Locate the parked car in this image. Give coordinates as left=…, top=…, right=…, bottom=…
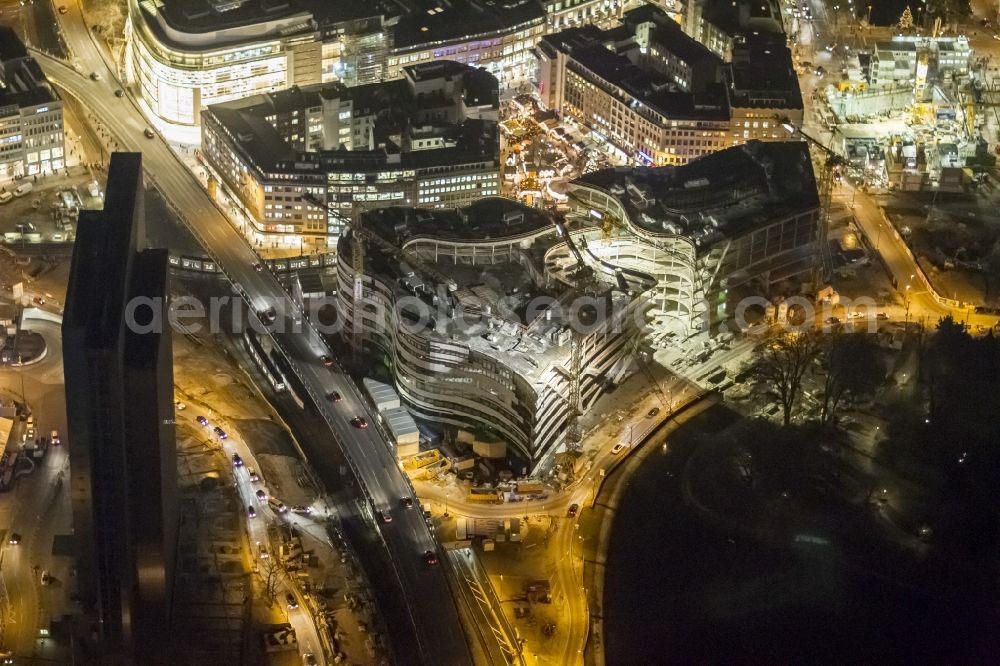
left=610, top=443, right=627, bottom=455
left=400, top=497, right=414, bottom=509
left=567, top=503, right=579, bottom=518
left=143, top=128, right=155, bottom=139
left=114, top=89, right=124, bottom=98
left=647, top=407, right=660, bottom=418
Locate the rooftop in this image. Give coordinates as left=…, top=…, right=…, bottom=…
left=728, top=34, right=802, bottom=110
left=203, top=61, right=499, bottom=176
left=344, top=200, right=635, bottom=380
left=0, top=30, right=60, bottom=110
left=391, top=0, right=545, bottom=50
left=573, top=140, right=819, bottom=247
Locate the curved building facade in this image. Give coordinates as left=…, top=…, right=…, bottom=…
left=124, top=0, right=319, bottom=124
left=336, top=199, right=646, bottom=469
left=564, top=140, right=820, bottom=334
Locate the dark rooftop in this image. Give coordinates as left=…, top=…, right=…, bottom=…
left=391, top=0, right=545, bottom=50
left=64, top=153, right=144, bottom=350
left=729, top=34, right=803, bottom=111
left=364, top=197, right=551, bottom=244
left=203, top=61, right=498, bottom=176
left=0, top=27, right=28, bottom=62
left=574, top=141, right=819, bottom=245
left=0, top=29, right=60, bottom=110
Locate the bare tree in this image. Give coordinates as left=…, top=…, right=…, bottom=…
left=753, top=330, right=822, bottom=426
left=259, top=556, right=282, bottom=606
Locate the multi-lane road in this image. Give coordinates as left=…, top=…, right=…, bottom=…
left=31, top=20, right=472, bottom=666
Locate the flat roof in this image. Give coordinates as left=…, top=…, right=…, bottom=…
left=64, top=153, right=144, bottom=350
left=383, top=406, right=419, bottom=440
left=573, top=140, right=819, bottom=246
left=391, top=0, right=545, bottom=51
left=203, top=63, right=498, bottom=175
left=343, top=200, right=636, bottom=381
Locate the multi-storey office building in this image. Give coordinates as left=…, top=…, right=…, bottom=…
left=536, top=6, right=801, bottom=165
left=0, top=28, right=65, bottom=180
left=336, top=198, right=647, bottom=469
left=563, top=141, right=819, bottom=333
left=63, top=153, right=177, bottom=664
left=870, top=36, right=970, bottom=89
left=201, top=61, right=500, bottom=244
left=680, top=0, right=784, bottom=60
left=126, top=0, right=549, bottom=125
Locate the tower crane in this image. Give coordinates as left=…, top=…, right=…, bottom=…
left=777, top=116, right=844, bottom=285
left=347, top=212, right=459, bottom=359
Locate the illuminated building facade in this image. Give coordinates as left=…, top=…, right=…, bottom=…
left=536, top=6, right=802, bottom=165
left=0, top=28, right=65, bottom=180
left=201, top=61, right=500, bottom=244
left=337, top=199, right=647, bottom=469
left=563, top=141, right=819, bottom=333
left=126, top=0, right=560, bottom=126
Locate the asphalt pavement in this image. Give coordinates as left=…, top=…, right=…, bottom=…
left=30, top=32, right=472, bottom=666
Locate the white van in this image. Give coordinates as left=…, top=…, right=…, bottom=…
left=0, top=191, right=12, bottom=204
left=14, top=182, right=33, bottom=197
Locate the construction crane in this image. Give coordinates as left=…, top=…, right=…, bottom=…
left=776, top=116, right=845, bottom=285
left=347, top=212, right=459, bottom=359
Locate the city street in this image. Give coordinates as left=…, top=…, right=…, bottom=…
left=0, top=312, right=71, bottom=663
left=29, top=18, right=473, bottom=663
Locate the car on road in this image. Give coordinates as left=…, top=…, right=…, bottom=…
left=303, top=654, right=318, bottom=666
left=647, top=407, right=660, bottom=418
left=848, top=311, right=867, bottom=320
left=400, top=497, right=414, bottom=509
left=824, top=316, right=840, bottom=325
left=327, top=390, right=342, bottom=403
left=814, top=66, right=825, bottom=77
left=174, top=400, right=186, bottom=411
left=876, top=312, right=889, bottom=320
left=196, top=415, right=209, bottom=426
left=256, top=489, right=267, bottom=501
left=567, top=503, right=579, bottom=518
left=350, top=416, right=368, bottom=429
left=285, top=592, right=298, bottom=610
left=143, top=128, right=155, bottom=139
left=57, top=4, right=67, bottom=11
left=232, top=453, right=243, bottom=467
left=252, top=262, right=263, bottom=272
left=114, top=89, right=124, bottom=98
left=50, top=430, right=60, bottom=445
left=247, top=467, right=259, bottom=482
left=376, top=509, right=392, bottom=524
left=247, top=505, right=256, bottom=518
left=320, top=354, right=334, bottom=367
left=291, top=505, right=312, bottom=515
left=269, top=498, right=288, bottom=513
left=41, top=570, right=52, bottom=585
left=423, top=550, right=439, bottom=566
left=8, top=533, right=20, bottom=545
left=610, top=443, right=627, bottom=455
left=258, top=307, right=276, bottom=324
left=32, top=295, right=45, bottom=306
left=89, top=72, right=101, bottom=81
left=214, top=426, right=228, bottom=439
